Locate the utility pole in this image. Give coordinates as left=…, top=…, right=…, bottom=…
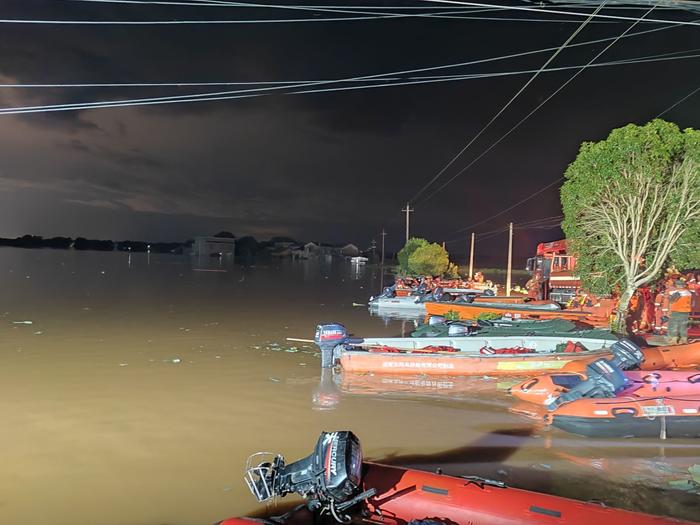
left=401, top=203, right=414, bottom=244
left=506, top=222, right=513, bottom=296
left=380, top=228, right=387, bottom=266
left=468, top=232, right=475, bottom=279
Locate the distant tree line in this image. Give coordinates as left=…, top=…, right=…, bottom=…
left=0, top=234, right=191, bottom=254
left=0, top=233, right=374, bottom=262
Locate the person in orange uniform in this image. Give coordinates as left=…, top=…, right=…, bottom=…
left=668, top=279, right=693, bottom=344
left=640, top=286, right=654, bottom=332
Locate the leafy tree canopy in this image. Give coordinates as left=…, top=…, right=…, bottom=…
left=408, top=242, right=450, bottom=277
left=561, top=119, right=700, bottom=298
left=397, top=237, right=429, bottom=272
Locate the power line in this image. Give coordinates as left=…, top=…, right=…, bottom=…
left=59, top=0, right=626, bottom=23
left=418, top=3, right=660, bottom=203
left=64, top=1, right=501, bottom=9
left=407, top=1, right=605, bottom=204
left=656, top=85, right=700, bottom=117
left=1, top=51, right=698, bottom=115
left=0, top=79, right=401, bottom=88
left=2, top=45, right=696, bottom=90
left=0, top=13, right=629, bottom=24
left=450, top=177, right=565, bottom=236
left=3, top=47, right=697, bottom=89
left=421, top=0, right=700, bottom=27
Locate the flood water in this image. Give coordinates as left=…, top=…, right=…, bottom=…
left=0, top=247, right=698, bottom=525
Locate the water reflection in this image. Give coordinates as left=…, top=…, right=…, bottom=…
left=0, top=248, right=698, bottom=525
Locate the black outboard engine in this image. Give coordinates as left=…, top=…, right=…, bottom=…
left=244, top=431, right=374, bottom=522
left=447, top=323, right=475, bottom=336
left=428, top=315, right=446, bottom=325
left=546, top=339, right=644, bottom=410
left=433, top=286, right=445, bottom=302
left=315, top=324, right=348, bottom=368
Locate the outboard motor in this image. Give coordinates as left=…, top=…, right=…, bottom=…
left=315, top=324, right=348, bottom=368
left=546, top=339, right=643, bottom=410
left=447, top=323, right=474, bottom=336
left=244, top=431, right=374, bottom=523
left=608, top=338, right=644, bottom=370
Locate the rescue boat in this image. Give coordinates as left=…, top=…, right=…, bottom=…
left=549, top=395, right=700, bottom=438
left=218, top=431, right=693, bottom=525
left=512, top=370, right=700, bottom=405
left=314, top=323, right=618, bottom=376
left=314, top=324, right=617, bottom=376
left=424, top=300, right=610, bottom=326
left=559, top=341, right=700, bottom=373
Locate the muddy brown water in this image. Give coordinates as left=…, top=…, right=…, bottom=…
left=0, top=248, right=698, bottom=525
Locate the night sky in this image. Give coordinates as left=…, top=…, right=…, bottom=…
left=0, top=1, right=698, bottom=264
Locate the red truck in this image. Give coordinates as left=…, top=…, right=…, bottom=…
left=525, top=239, right=581, bottom=303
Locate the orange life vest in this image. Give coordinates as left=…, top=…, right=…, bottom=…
left=669, top=289, right=693, bottom=313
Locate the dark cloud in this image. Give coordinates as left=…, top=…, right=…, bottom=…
left=0, top=0, right=698, bottom=262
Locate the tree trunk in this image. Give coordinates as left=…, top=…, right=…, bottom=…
left=615, top=283, right=636, bottom=335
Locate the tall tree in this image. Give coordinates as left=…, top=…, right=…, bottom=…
left=408, top=242, right=450, bottom=277
left=561, top=119, right=700, bottom=331
left=397, top=237, right=429, bottom=273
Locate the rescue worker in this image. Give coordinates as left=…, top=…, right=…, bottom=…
left=668, top=279, right=693, bottom=344
left=627, top=291, right=641, bottom=334
left=653, top=286, right=665, bottom=334
left=640, top=286, right=654, bottom=332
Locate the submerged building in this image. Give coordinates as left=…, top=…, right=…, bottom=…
left=192, top=236, right=236, bottom=256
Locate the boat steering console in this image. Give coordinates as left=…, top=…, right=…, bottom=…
left=244, top=431, right=375, bottom=523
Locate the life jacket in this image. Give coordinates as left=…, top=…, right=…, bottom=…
left=669, top=289, right=693, bottom=313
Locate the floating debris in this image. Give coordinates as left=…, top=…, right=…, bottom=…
left=285, top=347, right=299, bottom=353
left=12, top=320, right=33, bottom=325
left=690, top=464, right=700, bottom=485
left=352, top=303, right=366, bottom=307
left=33, top=331, right=43, bottom=335
left=667, top=479, right=696, bottom=491
left=169, top=358, right=182, bottom=364
left=119, top=363, right=129, bottom=367
left=268, top=377, right=281, bottom=382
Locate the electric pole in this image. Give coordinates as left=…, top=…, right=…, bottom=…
left=380, top=228, right=386, bottom=266
left=401, top=203, right=414, bottom=243
left=468, top=232, right=475, bottom=279
left=506, top=222, right=513, bottom=296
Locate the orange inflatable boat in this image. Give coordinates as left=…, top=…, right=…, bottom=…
left=424, top=300, right=610, bottom=326
left=549, top=395, right=700, bottom=438
left=339, top=348, right=610, bottom=376
left=560, top=341, right=700, bottom=373
left=218, top=431, right=693, bottom=525
left=512, top=370, right=700, bottom=405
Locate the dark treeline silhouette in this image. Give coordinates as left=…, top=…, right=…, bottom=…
left=0, top=234, right=191, bottom=254
left=0, top=233, right=381, bottom=262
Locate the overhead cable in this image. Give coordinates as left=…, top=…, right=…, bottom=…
left=421, top=0, right=700, bottom=27
left=418, top=3, right=659, bottom=204
left=656, top=85, right=700, bottom=117
left=407, top=1, right=605, bottom=204
left=1, top=51, right=698, bottom=115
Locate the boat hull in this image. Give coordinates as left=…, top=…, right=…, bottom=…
left=550, top=396, right=700, bottom=438
left=424, top=301, right=608, bottom=326
left=512, top=370, right=700, bottom=405
left=368, top=296, right=426, bottom=310
left=218, top=462, right=693, bottom=525
left=560, top=341, right=700, bottom=373
left=340, top=349, right=611, bottom=376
